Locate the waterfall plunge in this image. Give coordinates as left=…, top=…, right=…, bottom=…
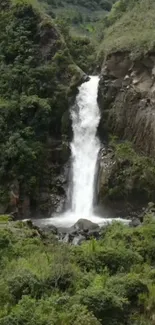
left=46, top=76, right=104, bottom=227
left=70, top=76, right=100, bottom=218
left=36, top=76, right=129, bottom=227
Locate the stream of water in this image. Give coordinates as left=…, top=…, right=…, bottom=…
left=33, top=76, right=129, bottom=228
left=70, top=76, right=100, bottom=217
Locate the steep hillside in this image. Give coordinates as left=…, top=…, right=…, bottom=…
left=99, top=0, right=155, bottom=58
left=40, top=0, right=116, bottom=36
left=98, top=0, right=155, bottom=206
left=0, top=0, right=84, bottom=218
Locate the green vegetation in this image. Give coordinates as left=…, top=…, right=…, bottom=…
left=1, top=216, right=155, bottom=324
left=99, top=0, right=155, bottom=57
left=0, top=0, right=83, bottom=211
left=1, top=1, right=155, bottom=325
left=44, top=0, right=115, bottom=11
left=102, top=140, right=155, bottom=202
left=44, top=0, right=155, bottom=65
left=40, top=0, right=116, bottom=36
left=56, top=18, right=96, bottom=72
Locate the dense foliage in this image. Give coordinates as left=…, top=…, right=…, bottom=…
left=0, top=216, right=155, bottom=324
left=0, top=0, right=83, bottom=213
left=100, top=139, right=155, bottom=203
left=44, top=0, right=115, bottom=11
left=40, top=0, right=117, bottom=37
left=56, top=18, right=96, bottom=73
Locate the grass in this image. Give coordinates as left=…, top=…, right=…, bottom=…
left=11, top=0, right=43, bottom=11
left=99, top=0, right=155, bottom=58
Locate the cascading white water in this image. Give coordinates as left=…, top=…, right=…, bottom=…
left=70, top=76, right=100, bottom=218
left=33, top=76, right=130, bottom=228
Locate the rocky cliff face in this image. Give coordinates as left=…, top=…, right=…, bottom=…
left=97, top=51, right=155, bottom=211
left=98, top=52, right=155, bottom=157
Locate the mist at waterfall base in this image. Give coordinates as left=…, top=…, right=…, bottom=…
left=32, top=76, right=129, bottom=228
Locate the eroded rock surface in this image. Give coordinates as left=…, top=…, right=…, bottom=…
left=98, top=52, right=155, bottom=156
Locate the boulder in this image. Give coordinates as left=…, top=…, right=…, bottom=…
left=73, top=219, right=99, bottom=232
left=72, top=235, right=86, bottom=245
left=63, top=233, right=71, bottom=243
left=129, top=217, right=141, bottom=227
left=0, top=204, right=8, bottom=214
left=41, top=224, right=58, bottom=235
left=56, top=219, right=100, bottom=244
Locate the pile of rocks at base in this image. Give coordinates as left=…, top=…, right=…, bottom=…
left=41, top=218, right=101, bottom=245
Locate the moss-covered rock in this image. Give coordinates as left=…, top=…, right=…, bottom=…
left=98, top=141, right=155, bottom=209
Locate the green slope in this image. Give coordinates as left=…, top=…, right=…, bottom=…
left=0, top=0, right=83, bottom=213
left=99, top=0, right=155, bottom=57
left=39, top=0, right=116, bottom=36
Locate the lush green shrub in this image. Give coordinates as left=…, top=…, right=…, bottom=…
left=0, top=230, right=12, bottom=250
left=78, top=287, right=128, bottom=325
left=74, top=239, right=142, bottom=274
left=0, top=296, right=101, bottom=325
left=102, top=140, right=155, bottom=202
left=106, top=273, right=148, bottom=305
left=56, top=18, right=96, bottom=73
left=0, top=219, right=155, bottom=324
left=7, top=270, right=44, bottom=302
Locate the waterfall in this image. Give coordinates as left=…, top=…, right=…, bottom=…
left=32, top=76, right=130, bottom=228
left=70, top=76, right=100, bottom=218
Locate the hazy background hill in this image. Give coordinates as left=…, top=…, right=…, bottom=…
left=98, top=0, right=155, bottom=58
left=39, top=0, right=116, bottom=36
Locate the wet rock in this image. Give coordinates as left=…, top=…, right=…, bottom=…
left=98, top=149, right=115, bottom=201
left=22, top=220, right=45, bottom=238
left=129, top=217, right=141, bottom=227
left=63, top=233, right=71, bottom=243
left=57, top=226, right=71, bottom=234
left=74, top=219, right=99, bottom=231
left=56, top=219, right=100, bottom=245
left=41, top=224, right=58, bottom=235
left=0, top=203, right=8, bottom=214
left=86, top=229, right=101, bottom=239
left=50, top=194, right=66, bottom=214
left=82, top=74, right=90, bottom=83
left=72, top=235, right=86, bottom=245
left=24, top=219, right=34, bottom=228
